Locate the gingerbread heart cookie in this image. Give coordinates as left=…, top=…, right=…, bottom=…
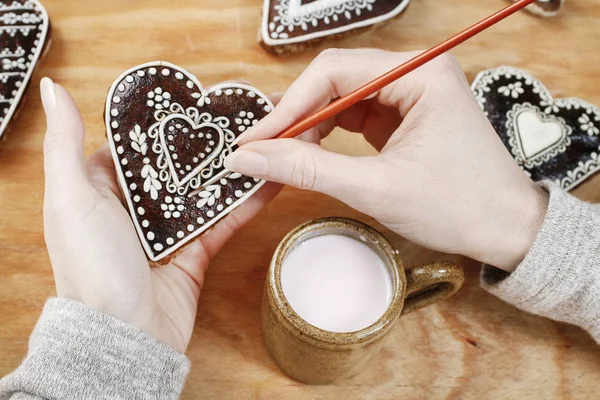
left=472, top=66, right=600, bottom=191
left=105, top=62, right=274, bottom=263
left=260, top=0, right=411, bottom=55
left=0, top=0, right=50, bottom=141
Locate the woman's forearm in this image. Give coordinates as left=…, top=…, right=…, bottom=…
left=0, top=298, right=189, bottom=400
left=482, top=182, right=600, bottom=343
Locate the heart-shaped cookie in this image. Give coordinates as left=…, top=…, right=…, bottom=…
left=0, top=0, right=50, bottom=141
left=472, top=66, right=600, bottom=191
left=260, top=0, right=411, bottom=55
left=105, top=62, right=274, bottom=263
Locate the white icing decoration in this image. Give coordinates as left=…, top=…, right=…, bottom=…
left=579, top=113, right=600, bottom=136
left=141, top=162, right=161, bottom=201
left=261, top=0, right=410, bottom=46
left=506, top=103, right=571, bottom=167
left=142, top=220, right=149, bottom=228
left=158, top=113, right=226, bottom=187
left=195, top=184, right=221, bottom=208
left=147, top=231, right=155, bottom=240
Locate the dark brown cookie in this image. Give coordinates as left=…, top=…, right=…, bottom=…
left=104, top=62, right=274, bottom=263
left=0, top=0, right=51, bottom=142
left=259, top=0, right=411, bottom=55
left=472, top=66, right=600, bottom=191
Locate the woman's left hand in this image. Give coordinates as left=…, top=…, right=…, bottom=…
left=40, top=78, right=281, bottom=353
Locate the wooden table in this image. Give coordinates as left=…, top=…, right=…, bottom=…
left=1, top=0, right=599, bottom=398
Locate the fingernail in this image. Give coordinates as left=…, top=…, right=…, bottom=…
left=40, top=77, right=57, bottom=114
left=234, top=130, right=251, bottom=145
left=224, top=150, right=268, bottom=176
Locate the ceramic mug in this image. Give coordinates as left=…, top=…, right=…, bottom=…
left=261, top=217, right=464, bottom=384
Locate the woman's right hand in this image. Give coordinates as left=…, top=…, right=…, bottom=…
left=224, top=49, right=549, bottom=272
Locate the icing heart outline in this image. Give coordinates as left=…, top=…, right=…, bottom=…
left=507, top=103, right=572, bottom=167
left=0, top=0, right=50, bottom=140
left=472, top=66, right=600, bottom=191
left=158, top=113, right=225, bottom=187
left=261, top=0, right=411, bottom=46
left=105, top=61, right=274, bottom=262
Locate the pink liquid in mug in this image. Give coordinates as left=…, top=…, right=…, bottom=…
left=281, top=234, right=393, bottom=333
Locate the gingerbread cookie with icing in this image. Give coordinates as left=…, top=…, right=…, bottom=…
left=260, top=0, right=412, bottom=55
left=472, top=66, right=600, bottom=191
left=512, top=0, right=563, bottom=17
left=105, top=62, right=274, bottom=263
left=0, top=0, right=50, bottom=142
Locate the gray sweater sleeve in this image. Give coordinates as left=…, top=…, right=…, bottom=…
left=0, top=298, right=190, bottom=400
left=481, top=182, right=600, bottom=342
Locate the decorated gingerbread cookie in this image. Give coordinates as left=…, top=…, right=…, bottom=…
left=511, top=0, right=563, bottom=17
left=260, top=0, right=412, bottom=55
left=105, top=62, right=274, bottom=263
left=0, top=0, right=50, bottom=141
left=472, top=66, right=600, bottom=191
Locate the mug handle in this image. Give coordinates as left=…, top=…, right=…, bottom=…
left=401, top=262, right=464, bottom=315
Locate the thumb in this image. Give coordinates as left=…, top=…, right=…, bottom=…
left=41, top=78, right=87, bottom=196
left=224, top=139, right=381, bottom=202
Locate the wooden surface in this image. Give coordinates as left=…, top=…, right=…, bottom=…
left=1, top=1, right=599, bottom=399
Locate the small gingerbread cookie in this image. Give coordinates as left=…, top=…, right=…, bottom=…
left=260, top=0, right=412, bottom=55
left=0, top=0, right=51, bottom=142
left=472, top=66, right=600, bottom=191
left=105, top=62, right=274, bottom=263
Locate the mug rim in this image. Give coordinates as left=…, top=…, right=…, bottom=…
left=268, top=217, right=407, bottom=345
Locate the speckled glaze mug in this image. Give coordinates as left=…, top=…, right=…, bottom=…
left=262, top=217, right=464, bottom=384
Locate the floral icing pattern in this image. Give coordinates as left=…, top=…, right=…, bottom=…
left=472, top=66, right=600, bottom=191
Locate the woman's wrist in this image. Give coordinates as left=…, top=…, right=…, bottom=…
left=469, top=181, right=549, bottom=272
